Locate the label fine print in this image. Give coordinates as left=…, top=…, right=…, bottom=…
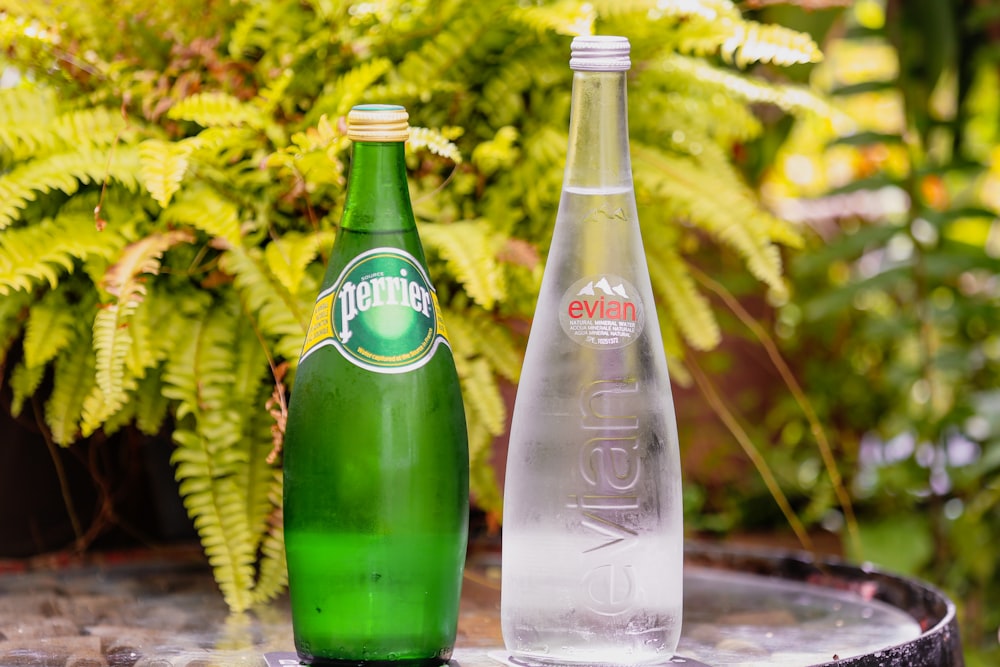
left=558, top=274, right=644, bottom=349
left=300, top=247, right=450, bottom=373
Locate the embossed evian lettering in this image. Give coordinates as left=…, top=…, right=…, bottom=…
left=571, top=378, right=642, bottom=616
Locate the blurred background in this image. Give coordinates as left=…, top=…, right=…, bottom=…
left=0, top=0, right=998, bottom=663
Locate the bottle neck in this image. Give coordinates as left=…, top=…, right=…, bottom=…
left=340, top=140, right=415, bottom=232
left=564, top=70, right=633, bottom=191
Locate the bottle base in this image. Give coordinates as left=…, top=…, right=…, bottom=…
left=296, top=654, right=452, bottom=667
left=507, top=652, right=677, bottom=667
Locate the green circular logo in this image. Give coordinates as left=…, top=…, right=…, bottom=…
left=301, top=248, right=449, bottom=373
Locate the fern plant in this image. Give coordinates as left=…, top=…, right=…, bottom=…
left=0, top=0, right=826, bottom=611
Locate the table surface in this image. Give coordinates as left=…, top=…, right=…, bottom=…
left=0, top=544, right=924, bottom=667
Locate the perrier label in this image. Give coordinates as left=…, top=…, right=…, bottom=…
left=301, top=246, right=450, bottom=373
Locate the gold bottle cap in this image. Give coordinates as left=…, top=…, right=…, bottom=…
left=570, top=35, right=631, bottom=72
left=347, top=104, right=410, bottom=142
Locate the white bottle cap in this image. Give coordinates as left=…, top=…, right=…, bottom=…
left=570, top=35, right=631, bottom=72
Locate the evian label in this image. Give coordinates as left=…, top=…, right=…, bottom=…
left=299, top=247, right=450, bottom=373
left=558, top=274, right=644, bottom=348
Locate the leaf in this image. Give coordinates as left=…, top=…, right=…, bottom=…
left=9, top=359, right=45, bottom=416
left=220, top=245, right=310, bottom=361
left=22, top=289, right=77, bottom=368
left=306, top=58, right=393, bottom=124
left=45, top=327, right=97, bottom=446
left=161, top=185, right=243, bottom=248
left=164, top=304, right=259, bottom=612
left=135, top=367, right=170, bottom=436
left=167, top=92, right=267, bottom=129
left=418, top=221, right=505, bottom=309
left=94, top=230, right=194, bottom=410
left=0, top=146, right=141, bottom=230
left=648, top=248, right=721, bottom=351
left=264, top=231, right=331, bottom=296
left=509, top=1, right=596, bottom=36
left=138, top=138, right=195, bottom=207
left=633, top=143, right=791, bottom=297
left=407, top=127, right=463, bottom=164
left=0, top=212, right=129, bottom=295
left=720, top=20, right=824, bottom=68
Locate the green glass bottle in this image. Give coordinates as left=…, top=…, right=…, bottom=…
left=282, top=104, right=470, bottom=667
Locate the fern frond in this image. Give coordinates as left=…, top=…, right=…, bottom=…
left=471, top=126, right=520, bottom=176
left=445, top=307, right=523, bottom=384
left=0, top=145, right=141, bottom=230
left=0, top=87, right=57, bottom=159
left=647, top=247, right=720, bottom=350
left=79, top=380, right=133, bottom=437
left=0, top=92, right=127, bottom=159
left=633, top=143, right=789, bottom=296
left=657, top=54, right=843, bottom=121
left=657, top=304, right=691, bottom=384
left=22, top=289, right=77, bottom=368
left=220, top=246, right=310, bottom=361
left=720, top=20, right=823, bottom=68
left=306, top=58, right=393, bottom=124
left=94, top=230, right=194, bottom=409
left=9, top=359, right=45, bottom=416
left=0, top=212, right=128, bottom=295
left=257, top=67, right=294, bottom=116
left=0, top=288, right=30, bottom=366
left=251, top=471, right=288, bottom=606
left=44, top=327, right=97, bottom=446
left=468, top=419, right=503, bottom=518
left=185, top=126, right=262, bottom=154
left=161, top=185, right=244, bottom=248
left=135, top=366, right=170, bottom=436
left=396, top=3, right=499, bottom=83
left=509, top=1, right=596, bottom=36
left=229, top=316, right=273, bottom=538
left=459, top=356, right=506, bottom=437
left=139, top=138, right=195, bottom=208
left=591, top=0, right=741, bottom=22
left=417, top=221, right=504, bottom=309
left=263, top=231, right=332, bottom=296
left=362, top=80, right=463, bottom=106
left=127, top=284, right=192, bottom=377
left=167, top=92, right=267, bottom=129
left=164, top=304, right=258, bottom=613
left=408, top=127, right=463, bottom=164
left=478, top=57, right=533, bottom=129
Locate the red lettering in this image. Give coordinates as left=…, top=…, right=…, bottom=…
left=569, top=300, right=584, bottom=318
left=623, top=301, right=637, bottom=321
left=585, top=299, right=600, bottom=318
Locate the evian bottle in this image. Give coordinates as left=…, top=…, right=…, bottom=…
left=501, top=36, right=684, bottom=666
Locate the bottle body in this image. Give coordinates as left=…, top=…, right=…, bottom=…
left=283, top=107, right=469, bottom=667
left=501, top=38, right=683, bottom=666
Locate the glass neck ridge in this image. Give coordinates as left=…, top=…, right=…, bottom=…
left=564, top=70, right=632, bottom=191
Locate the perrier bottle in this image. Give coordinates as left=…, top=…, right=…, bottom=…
left=283, top=104, right=470, bottom=666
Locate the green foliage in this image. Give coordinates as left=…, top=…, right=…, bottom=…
left=752, top=1, right=1000, bottom=660
left=0, top=0, right=824, bottom=610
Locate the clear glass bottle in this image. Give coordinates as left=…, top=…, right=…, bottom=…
left=501, top=36, right=684, bottom=666
left=283, top=105, right=470, bottom=666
